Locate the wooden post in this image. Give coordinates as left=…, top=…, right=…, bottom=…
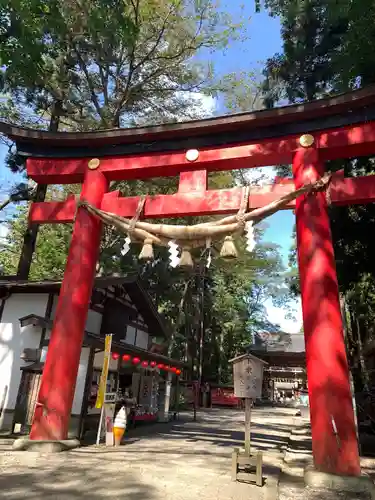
left=231, top=448, right=239, bottom=481
left=79, top=347, right=96, bottom=440
left=256, top=452, right=263, bottom=487
left=159, top=371, right=172, bottom=422
left=245, top=398, right=251, bottom=456
left=175, top=376, right=180, bottom=419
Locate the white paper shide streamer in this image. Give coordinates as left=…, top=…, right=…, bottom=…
left=121, top=236, right=131, bottom=256
left=168, top=241, right=180, bottom=268
left=244, top=221, right=256, bottom=253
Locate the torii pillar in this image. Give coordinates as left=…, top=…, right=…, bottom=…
left=29, top=169, right=108, bottom=441
left=293, top=142, right=360, bottom=476
left=21, top=122, right=369, bottom=476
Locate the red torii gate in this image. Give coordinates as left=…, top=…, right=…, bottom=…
left=5, top=85, right=375, bottom=477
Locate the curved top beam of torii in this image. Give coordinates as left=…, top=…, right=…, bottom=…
left=1, top=84, right=375, bottom=161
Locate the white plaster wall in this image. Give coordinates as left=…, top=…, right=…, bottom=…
left=34, top=344, right=91, bottom=416
left=71, top=347, right=90, bottom=415
left=135, top=329, right=149, bottom=350
left=93, top=350, right=118, bottom=372
left=0, top=294, right=48, bottom=426
left=85, top=310, right=102, bottom=334
left=124, top=326, right=149, bottom=349
left=50, top=295, right=102, bottom=334
left=126, top=326, right=136, bottom=345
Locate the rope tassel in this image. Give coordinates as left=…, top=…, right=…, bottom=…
left=139, top=238, right=154, bottom=261
left=220, top=235, right=238, bottom=259
left=179, top=247, right=194, bottom=268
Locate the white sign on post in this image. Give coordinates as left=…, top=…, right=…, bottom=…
left=97, top=392, right=117, bottom=446
left=230, top=353, right=268, bottom=457
left=230, top=354, right=267, bottom=399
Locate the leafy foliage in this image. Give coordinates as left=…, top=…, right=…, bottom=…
left=261, top=0, right=375, bottom=393
left=0, top=0, right=245, bottom=132
left=0, top=0, right=291, bottom=384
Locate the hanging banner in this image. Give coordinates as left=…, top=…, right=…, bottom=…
left=95, top=334, right=112, bottom=409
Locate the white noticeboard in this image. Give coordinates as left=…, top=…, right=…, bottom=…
left=231, top=354, right=266, bottom=400
left=96, top=392, right=117, bottom=446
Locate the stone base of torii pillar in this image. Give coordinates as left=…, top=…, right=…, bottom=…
left=304, top=467, right=375, bottom=497
left=12, top=437, right=80, bottom=453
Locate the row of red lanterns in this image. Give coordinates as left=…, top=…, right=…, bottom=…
left=111, top=352, right=181, bottom=375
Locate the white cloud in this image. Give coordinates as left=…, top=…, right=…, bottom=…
left=0, top=224, right=9, bottom=239
left=265, top=297, right=303, bottom=334
left=241, top=166, right=277, bottom=185
left=188, top=92, right=217, bottom=118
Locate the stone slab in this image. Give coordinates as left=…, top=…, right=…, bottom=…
left=12, top=437, right=80, bottom=453
left=305, top=465, right=375, bottom=497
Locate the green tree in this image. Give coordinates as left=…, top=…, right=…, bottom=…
left=0, top=182, right=290, bottom=384
left=0, top=0, right=247, bottom=277
left=0, top=0, right=292, bottom=384
left=0, top=0, right=245, bottom=133
left=260, top=0, right=375, bottom=394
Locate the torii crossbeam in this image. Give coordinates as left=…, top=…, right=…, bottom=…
left=5, top=85, right=375, bottom=477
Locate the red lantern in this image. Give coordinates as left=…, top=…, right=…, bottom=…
left=157, top=363, right=164, bottom=370
left=150, top=361, right=157, bottom=368
left=132, top=357, right=141, bottom=364
left=122, top=354, right=131, bottom=362
left=141, top=360, right=149, bottom=368
left=165, top=365, right=171, bottom=371
left=171, top=367, right=177, bottom=372
left=176, top=369, right=181, bottom=376
left=112, top=352, right=120, bottom=360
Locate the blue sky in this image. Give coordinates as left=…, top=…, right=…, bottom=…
left=0, top=4, right=302, bottom=333
left=205, top=4, right=302, bottom=332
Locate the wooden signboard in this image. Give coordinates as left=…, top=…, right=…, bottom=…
left=229, top=353, right=267, bottom=486
left=232, top=354, right=264, bottom=400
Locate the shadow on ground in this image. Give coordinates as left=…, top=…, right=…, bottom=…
left=0, top=460, right=156, bottom=499
left=1, top=408, right=295, bottom=500
left=82, top=408, right=293, bottom=455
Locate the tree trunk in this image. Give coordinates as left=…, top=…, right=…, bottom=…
left=351, top=311, right=370, bottom=391
left=218, top=330, right=224, bottom=383
left=198, top=269, right=205, bottom=387
left=16, top=102, right=62, bottom=279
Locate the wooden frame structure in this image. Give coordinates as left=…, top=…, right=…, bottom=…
left=231, top=448, right=263, bottom=486
left=4, top=85, right=375, bottom=476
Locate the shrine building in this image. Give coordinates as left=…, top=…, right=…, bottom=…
left=0, top=275, right=183, bottom=437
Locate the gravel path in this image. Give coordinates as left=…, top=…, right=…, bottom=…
left=0, top=408, right=296, bottom=500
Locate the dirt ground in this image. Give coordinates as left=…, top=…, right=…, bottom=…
left=2, top=407, right=374, bottom=500
left=278, top=416, right=375, bottom=500
left=0, top=407, right=295, bottom=500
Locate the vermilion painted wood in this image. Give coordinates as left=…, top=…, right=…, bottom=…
left=28, top=182, right=296, bottom=223
left=25, top=119, right=375, bottom=475
left=329, top=169, right=375, bottom=205
left=178, top=170, right=207, bottom=192
left=28, top=172, right=375, bottom=224
left=293, top=148, right=360, bottom=476
left=29, top=169, right=109, bottom=441
left=29, top=194, right=77, bottom=224
left=26, top=122, right=375, bottom=184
